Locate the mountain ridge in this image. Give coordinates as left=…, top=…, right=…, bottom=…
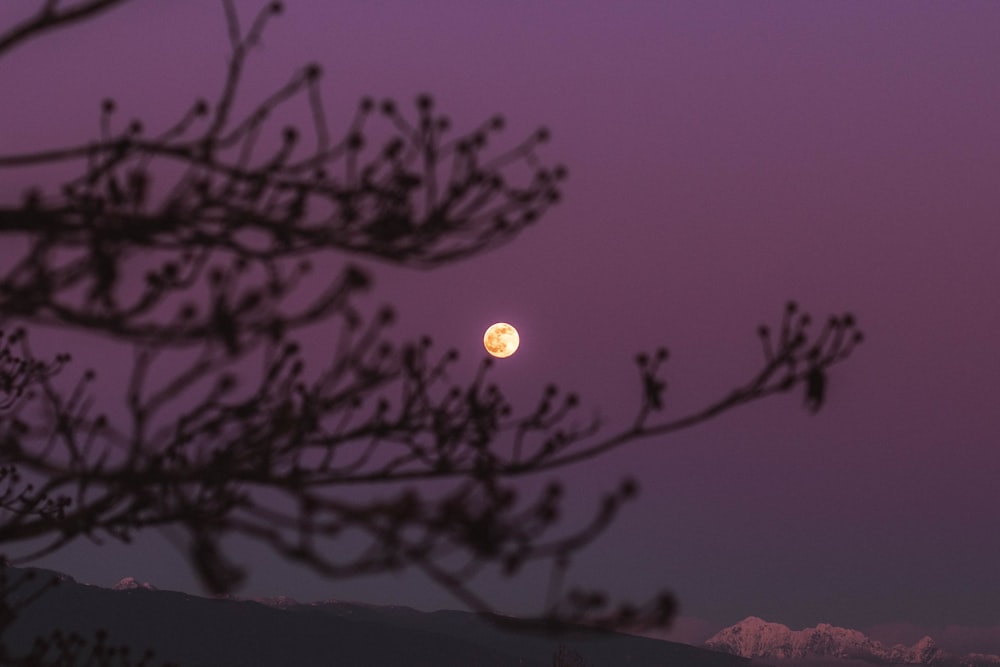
left=706, top=616, right=1000, bottom=667
left=1, top=566, right=745, bottom=667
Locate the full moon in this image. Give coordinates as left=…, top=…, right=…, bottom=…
left=483, top=322, right=520, bottom=358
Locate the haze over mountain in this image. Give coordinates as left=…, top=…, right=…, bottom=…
left=1, top=567, right=745, bottom=667
left=706, top=617, right=1000, bottom=667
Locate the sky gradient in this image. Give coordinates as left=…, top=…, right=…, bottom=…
left=2, top=0, right=999, bottom=654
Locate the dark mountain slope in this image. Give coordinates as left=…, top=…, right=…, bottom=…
left=3, top=568, right=747, bottom=667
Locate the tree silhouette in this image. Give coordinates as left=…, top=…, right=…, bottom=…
left=0, top=0, right=863, bottom=661
left=552, top=644, right=589, bottom=667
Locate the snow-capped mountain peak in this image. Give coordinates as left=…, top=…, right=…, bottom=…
left=706, top=617, right=998, bottom=666
left=111, top=576, right=156, bottom=591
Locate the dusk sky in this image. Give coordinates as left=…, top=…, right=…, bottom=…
left=2, top=0, right=999, bottom=655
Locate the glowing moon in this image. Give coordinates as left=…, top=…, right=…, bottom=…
left=483, top=322, right=520, bottom=358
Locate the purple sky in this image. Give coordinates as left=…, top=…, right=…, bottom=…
left=3, top=0, right=1000, bottom=652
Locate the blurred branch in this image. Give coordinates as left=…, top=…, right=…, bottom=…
left=0, top=301, right=861, bottom=631
left=0, top=0, right=864, bottom=639
left=0, top=1, right=131, bottom=58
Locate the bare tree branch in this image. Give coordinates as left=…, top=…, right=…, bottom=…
left=0, top=0, right=864, bottom=650
left=0, top=0, right=131, bottom=58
